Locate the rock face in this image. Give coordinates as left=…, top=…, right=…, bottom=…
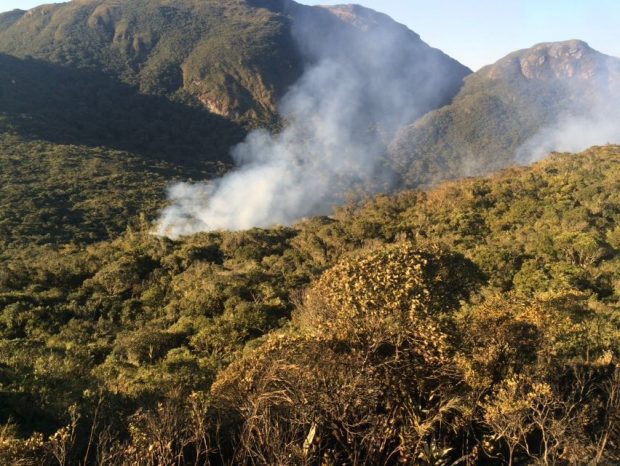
left=389, top=40, right=620, bottom=188
left=0, top=0, right=470, bottom=127
left=320, top=4, right=406, bottom=32
left=484, top=40, right=620, bottom=86
left=486, top=40, right=592, bottom=80
left=519, top=41, right=592, bottom=80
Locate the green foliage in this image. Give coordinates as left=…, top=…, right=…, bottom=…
left=6, top=3, right=620, bottom=463
left=0, top=0, right=303, bottom=125
left=0, top=134, right=205, bottom=247
left=300, top=243, right=482, bottom=339
left=1, top=146, right=620, bottom=464
left=0, top=53, right=244, bottom=165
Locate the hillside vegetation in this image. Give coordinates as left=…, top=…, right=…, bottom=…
left=0, top=0, right=473, bottom=250
left=390, top=40, right=620, bottom=187
left=0, top=133, right=229, bottom=247
left=1, top=145, right=620, bottom=464
left=0, top=53, right=243, bottom=164
left=0, top=0, right=469, bottom=128
left=0, top=0, right=302, bottom=124
left=2, top=3, right=620, bottom=465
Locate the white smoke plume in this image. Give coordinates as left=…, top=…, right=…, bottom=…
left=515, top=41, right=620, bottom=164
left=517, top=109, right=620, bottom=164
left=156, top=4, right=468, bottom=238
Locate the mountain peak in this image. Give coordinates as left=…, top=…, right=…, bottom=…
left=530, top=39, right=592, bottom=55
left=0, top=8, right=26, bottom=31
left=484, top=39, right=614, bottom=82
left=389, top=38, right=620, bottom=188
left=519, top=40, right=598, bottom=80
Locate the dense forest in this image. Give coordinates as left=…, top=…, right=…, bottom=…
left=2, top=146, right=619, bottom=464
left=1, top=1, right=620, bottom=464
left=0, top=0, right=304, bottom=125
left=0, top=131, right=235, bottom=248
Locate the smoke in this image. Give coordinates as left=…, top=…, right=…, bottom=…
left=156, top=4, right=468, bottom=238
left=515, top=42, right=620, bottom=164
left=516, top=109, right=620, bottom=164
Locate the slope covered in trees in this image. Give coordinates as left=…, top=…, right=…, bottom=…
left=0, top=0, right=472, bottom=247
left=0, top=53, right=244, bottom=164
left=390, top=40, right=620, bottom=187
left=0, top=0, right=469, bottom=126
left=0, top=0, right=302, bottom=125
left=1, top=145, right=620, bottom=464
left=3, top=2, right=620, bottom=464
left=0, top=133, right=228, bottom=247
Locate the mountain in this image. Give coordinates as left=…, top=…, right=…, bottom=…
left=0, top=0, right=471, bottom=246
left=0, top=0, right=469, bottom=125
left=0, top=51, right=236, bottom=247
left=288, top=2, right=471, bottom=123
left=0, top=52, right=243, bottom=164
left=389, top=40, right=620, bottom=187
left=0, top=9, right=25, bottom=32
left=0, top=0, right=300, bottom=124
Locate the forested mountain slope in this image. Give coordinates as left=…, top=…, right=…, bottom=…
left=0, top=0, right=471, bottom=245
left=0, top=0, right=300, bottom=124
left=390, top=40, right=620, bottom=187
left=0, top=0, right=469, bottom=125
left=2, top=145, right=620, bottom=464
left=0, top=134, right=227, bottom=247
left=0, top=52, right=243, bottom=163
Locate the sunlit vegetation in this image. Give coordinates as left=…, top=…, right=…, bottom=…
left=0, top=0, right=303, bottom=125
left=1, top=145, right=619, bottom=464
left=1, top=2, right=617, bottom=464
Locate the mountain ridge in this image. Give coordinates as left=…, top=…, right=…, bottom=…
left=0, top=0, right=470, bottom=126
left=0, top=0, right=471, bottom=245
left=389, top=39, right=620, bottom=187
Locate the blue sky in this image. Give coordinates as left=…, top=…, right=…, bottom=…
left=2, top=0, right=619, bottom=70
